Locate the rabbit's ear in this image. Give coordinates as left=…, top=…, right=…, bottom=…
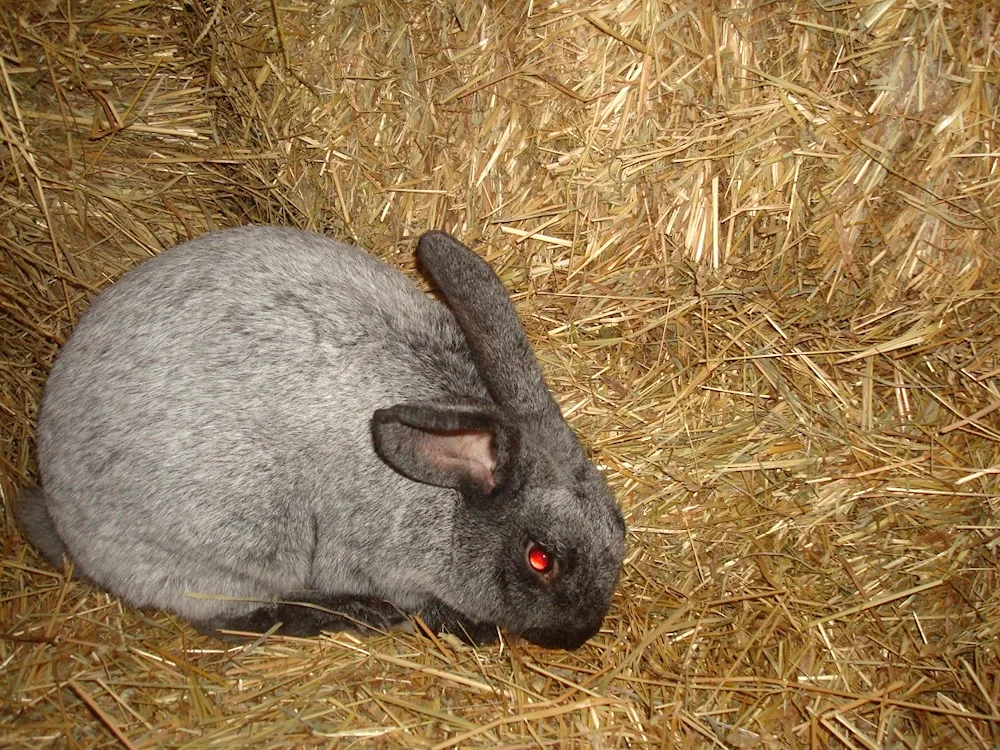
left=416, top=232, right=557, bottom=418
left=371, top=400, right=512, bottom=494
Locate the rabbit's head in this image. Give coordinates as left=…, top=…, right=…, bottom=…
left=372, top=232, right=626, bottom=649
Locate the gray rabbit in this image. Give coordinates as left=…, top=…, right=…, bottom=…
left=17, top=227, right=626, bottom=649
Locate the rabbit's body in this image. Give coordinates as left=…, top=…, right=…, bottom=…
left=20, top=227, right=625, bottom=649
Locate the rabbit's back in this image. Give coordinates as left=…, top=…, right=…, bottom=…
left=35, top=227, right=483, bottom=618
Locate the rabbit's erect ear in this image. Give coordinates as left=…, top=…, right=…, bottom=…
left=371, top=400, right=512, bottom=495
left=417, top=231, right=559, bottom=418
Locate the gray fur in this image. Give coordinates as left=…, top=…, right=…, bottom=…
left=15, top=488, right=68, bottom=570
left=18, top=226, right=626, bottom=649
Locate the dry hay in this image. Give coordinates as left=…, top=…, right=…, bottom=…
left=2, top=0, right=1000, bottom=747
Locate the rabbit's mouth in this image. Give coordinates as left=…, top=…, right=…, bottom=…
left=520, top=619, right=603, bottom=650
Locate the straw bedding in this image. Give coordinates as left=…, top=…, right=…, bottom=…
left=2, top=0, right=999, bottom=746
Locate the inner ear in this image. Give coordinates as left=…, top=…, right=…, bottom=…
left=417, top=429, right=496, bottom=493
left=371, top=400, right=508, bottom=494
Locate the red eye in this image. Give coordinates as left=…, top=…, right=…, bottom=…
left=527, top=543, right=554, bottom=574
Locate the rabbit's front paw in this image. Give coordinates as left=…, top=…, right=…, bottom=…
left=416, top=599, right=499, bottom=646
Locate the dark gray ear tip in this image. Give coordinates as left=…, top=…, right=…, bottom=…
left=417, top=229, right=456, bottom=244
left=416, top=231, right=471, bottom=265
left=370, top=408, right=407, bottom=444
left=416, top=230, right=452, bottom=254
left=371, top=407, right=395, bottom=424
left=370, top=409, right=405, bottom=462
left=417, top=230, right=461, bottom=248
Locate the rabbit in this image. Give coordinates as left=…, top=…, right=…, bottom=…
left=17, top=227, right=626, bottom=650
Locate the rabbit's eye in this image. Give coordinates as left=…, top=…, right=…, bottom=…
left=526, top=542, right=555, bottom=577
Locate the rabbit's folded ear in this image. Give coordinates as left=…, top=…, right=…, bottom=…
left=371, top=400, right=512, bottom=495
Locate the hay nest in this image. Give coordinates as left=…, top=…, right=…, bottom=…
left=3, top=0, right=999, bottom=746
